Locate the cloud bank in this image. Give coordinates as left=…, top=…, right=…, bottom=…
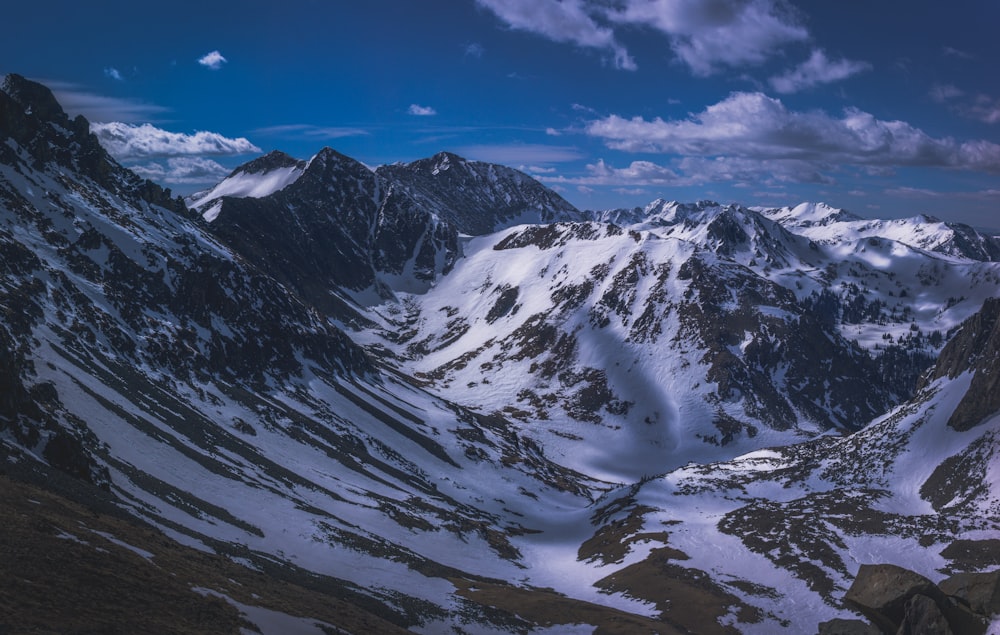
left=585, top=92, right=1000, bottom=172
left=91, top=122, right=260, bottom=160
left=476, top=0, right=636, bottom=70
left=130, top=157, right=231, bottom=184
left=478, top=0, right=809, bottom=75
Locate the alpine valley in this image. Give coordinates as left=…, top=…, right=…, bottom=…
left=3, top=74, right=1000, bottom=634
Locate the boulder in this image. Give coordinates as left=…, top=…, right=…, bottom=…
left=844, top=564, right=941, bottom=633
left=940, top=570, right=1000, bottom=617
left=896, top=593, right=951, bottom=635
left=817, top=617, right=880, bottom=634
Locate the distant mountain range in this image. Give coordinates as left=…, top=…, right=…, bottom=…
left=2, top=73, right=999, bottom=634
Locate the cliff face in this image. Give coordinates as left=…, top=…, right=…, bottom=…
left=920, top=296, right=1000, bottom=430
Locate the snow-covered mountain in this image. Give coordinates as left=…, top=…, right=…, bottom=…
left=186, top=149, right=307, bottom=221
left=757, top=201, right=1000, bottom=262
left=3, top=75, right=1000, bottom=634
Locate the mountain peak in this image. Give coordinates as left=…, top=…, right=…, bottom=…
left=1, top=73, right=69, bottom=125
left=232, top=150, right=305, bottom=176
left=375, top=151, right=582, bottom=235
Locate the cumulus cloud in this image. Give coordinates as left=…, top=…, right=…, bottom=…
left=585, top=92, right=1000, bottom=173
left=606, top=0, right=808, bottom=75
left=408, top=104, right=437, bottom=116
left=130, top=157, right=231, bottom=184
left=478, top=0, right=809, bottom=75
left=476, top=0, right=636, bottom=70
left=769, top=49, right=871, bottom=93
left=91, top=122, right=260, bottom=160
left=104, top=67, right=124, bottom=81
left=197, top=50, right=227, bottom=70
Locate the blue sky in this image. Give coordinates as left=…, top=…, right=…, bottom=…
left=4, top=1, right=1000, bottom=227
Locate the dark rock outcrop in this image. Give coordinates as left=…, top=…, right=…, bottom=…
left=0, top=74, right=185, bottom=214
left=376, top=151, right=582, bottom=235
left=841, top=564, right=992, bottom=635
left=919, top=296, right=1000, bottom=430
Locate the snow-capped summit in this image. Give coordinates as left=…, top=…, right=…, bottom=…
left=758, top=202, right=1000, bottom=262
left=758, top=201, right=863, bottom=227
left=186, top=150, right=307, bottom=221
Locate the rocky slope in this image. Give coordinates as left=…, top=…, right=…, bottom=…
left=2, top=74, right=999, bottom=634
left=376, top=151, right=583, bottom=235
left=575, top=297, right=1000, bottom=631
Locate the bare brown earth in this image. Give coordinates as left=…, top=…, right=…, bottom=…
left=0, top=474, right=409, bottom=634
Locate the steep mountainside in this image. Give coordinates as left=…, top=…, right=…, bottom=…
left=202, top=147, right=460, bottom=315
left=376, top=151, right=584, bottom=235
left=2, top=75, right=999, bottom=634
left=362, top=200, right=1000, bottom=481
left=186, top=149, right=307, bottom=221
left=0, top=75, right=619, bottom=633
left=576, top=297, right=1000, bottom=632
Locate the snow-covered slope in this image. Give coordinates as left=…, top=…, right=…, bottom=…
left=362, top=199, right=1000, bottom=484
left=186, top=150, right=306, bottom=221
left=4, top=75, right=999, bottom=634
left=577, top=297, right=1000, bottom=632
left=757, top=201, right=1000, bottom=262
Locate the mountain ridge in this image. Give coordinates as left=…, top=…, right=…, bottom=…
left=2, top=74, right=999, bottom=634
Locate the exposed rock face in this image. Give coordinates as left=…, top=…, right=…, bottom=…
left=817, top=618, right=881, bottom=634
left=938, top=570, right=1000, bottom=617
left=920, top=297, right=1000, bottom=430
left=0, top=74, right=184, bottom=213
left=842, top=564, right=992, bottom=635
left=376, top=151, right=583, bottom=235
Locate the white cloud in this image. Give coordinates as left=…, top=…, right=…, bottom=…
left=454, top=143, right=585, bottom=164
left=769, top=49, right=871, bottom=93
left=130, top=157, right=231, bottom=184
left=930, top=83, right=964, bottom=103
left=585, top=92, right=1000, bottom=173
left=47, top=81, right=168, bottom=123
left=465, top=42, right=485, bottom=57
left=103, top=67, right=124, bottom=81
left=197, top=50, right=227, bottom=70
left=931, top=84, right=1000, bottom=125
left=520, top=165, right=557, bottom=173
left=91, top=122, right=260, bottom=160
left=968, top=95, right=1000, bottom=124
left=476, top=0, right=636, bottom=70
left=606, top=0, right=808, bottom=75
left=943, top=46, right=974, bottom=60
left=253, top=124, right=369, bottom=139
left=408, top=104, right=437, bottom=116
left=545, top=127, right=562, bottom=136
left=886, top=186, right=1000, bottom=200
